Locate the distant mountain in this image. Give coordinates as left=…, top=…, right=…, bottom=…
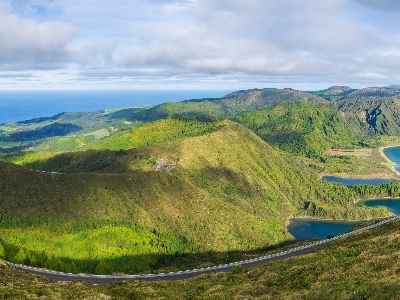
left=341, top=86, right=400, bottom=102
left=5, top=85, right=400, bottom=156
left=338, top=97, right=400, bottom=136
left=126, top=88, right=328, bottom=122
left=310, top=86, right=356, bottom=101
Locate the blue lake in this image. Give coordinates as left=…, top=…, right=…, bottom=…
left=383, top=146, right=400, bottom=173
left=287, top=219, right=364, bottom=241
left=357, top=198, right=400, bottom=215
left=289, top=198, right=400, bottom=241
left=322, top=175, right=398, bottom=186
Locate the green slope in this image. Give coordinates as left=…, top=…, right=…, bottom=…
left=234, top=101, right=356, bottom=157
left=0, top=121, right=390, bottom=274
left=5, top=116, right=222, bottom=168
left=339, top=97, right=400, bottom=137
left=1, top=219, right=399, bottom=299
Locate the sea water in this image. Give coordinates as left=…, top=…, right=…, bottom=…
left=0, top=90, right=232, bottom=124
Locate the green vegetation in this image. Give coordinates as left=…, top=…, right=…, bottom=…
left=91, top=115, right=223, bottom=151
left=129, top=88, right=327, bottom=122
left=0, top=120, right=394, bottom=274
left=0, top=108, right=147, bottom=154
left=5, top=116, right=223, bottom=170
left=339, top=97, right=400, bottom=138
left=0, top=221, right=197, bottom=274
left=310, top=85, right=356, bottom=101
left=0, top=219, right=399, bottom=299
left=234, top=101, right=356, bottom=157
left=3, top=86, right=400, bottom=295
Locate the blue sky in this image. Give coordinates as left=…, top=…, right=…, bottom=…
left=1, top=0, right=400, bottom=90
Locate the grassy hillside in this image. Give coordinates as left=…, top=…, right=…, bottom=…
left=233, top=101, right=357, bottom=157
left=1, top=218, right=399, bottom=299
left=5, top=116, right=223, bottom=168
left=0, top=121, right=390, bottom=274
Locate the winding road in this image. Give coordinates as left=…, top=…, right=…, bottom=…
left=6, top=215, right=399, bottom=285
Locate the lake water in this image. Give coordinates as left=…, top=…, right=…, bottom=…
left=383, top=146, right=400, bottom=173
left=287, top=218, right=364, bottom=241
left=289, top=198, right=400, bottom=241
left=357, top=198, right=400, bottom=215
left=322, top=175, right=398, bottom=186
left=0, top=90, right=232, bottom=124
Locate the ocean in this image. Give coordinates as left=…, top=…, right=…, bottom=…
left=0, top=90, right=232, bottom=124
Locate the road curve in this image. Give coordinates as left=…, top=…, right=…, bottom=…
left=6, top=215, right=399, bottom=285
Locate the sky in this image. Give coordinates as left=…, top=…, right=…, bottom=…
left=0, top=0, right=400, bottom=90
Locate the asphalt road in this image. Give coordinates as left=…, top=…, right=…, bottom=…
left=6, top=215, right=399, bottom=285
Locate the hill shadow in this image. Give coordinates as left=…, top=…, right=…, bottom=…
left=4, top=123, right=82, bottom=142
left=0, top=237, right=301, bottom=276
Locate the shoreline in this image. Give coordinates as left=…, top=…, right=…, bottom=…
left=288, top=146, right=400, bottom=234
left=320, top=172, right=399, bottom=180
left=379, top=145, right=400, bottom=176
left=353, top=196, right=400, bottom=205
left=287, top=196, right=400, bottom=230
left=320, top=145, right=400, bottom=180
left=288, top=214, right=391, bottom=224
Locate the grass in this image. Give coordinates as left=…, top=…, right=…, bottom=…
left=0, top=121, right=391, bottom=275
left=0, top=219, right=399, bottom=299
left=319, top=146, right=397, bottom=178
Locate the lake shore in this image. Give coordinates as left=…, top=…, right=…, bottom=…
left=380, top=145, right=400, bottom=175
left=320, top=172, right=398, bottom=180
left=353, top=196, right=400, bottom=205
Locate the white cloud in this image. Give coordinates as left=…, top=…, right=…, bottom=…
left=2, top=0, right=400, bottom=89
left=0, top=1, right=76, bottom=70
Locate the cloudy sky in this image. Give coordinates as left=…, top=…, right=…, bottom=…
left=0, top=0, right=399, bottom=90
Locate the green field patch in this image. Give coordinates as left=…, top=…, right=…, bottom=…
left=325, top=148, right=372, bottom=156
left=82, top=128, right=113, bottom=139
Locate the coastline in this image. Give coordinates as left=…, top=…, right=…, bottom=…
left=379, top=145, right=400, bottom=176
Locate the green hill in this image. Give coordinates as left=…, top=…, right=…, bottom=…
left=310, top=85, right=356, bottom=101
left=0, top=121, right=390, bottom=274
left=128, top=88, right=327, bottom=122
left=233, top=101, right=356, bottom=157
left=338, top=97, right=400, bottom=137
